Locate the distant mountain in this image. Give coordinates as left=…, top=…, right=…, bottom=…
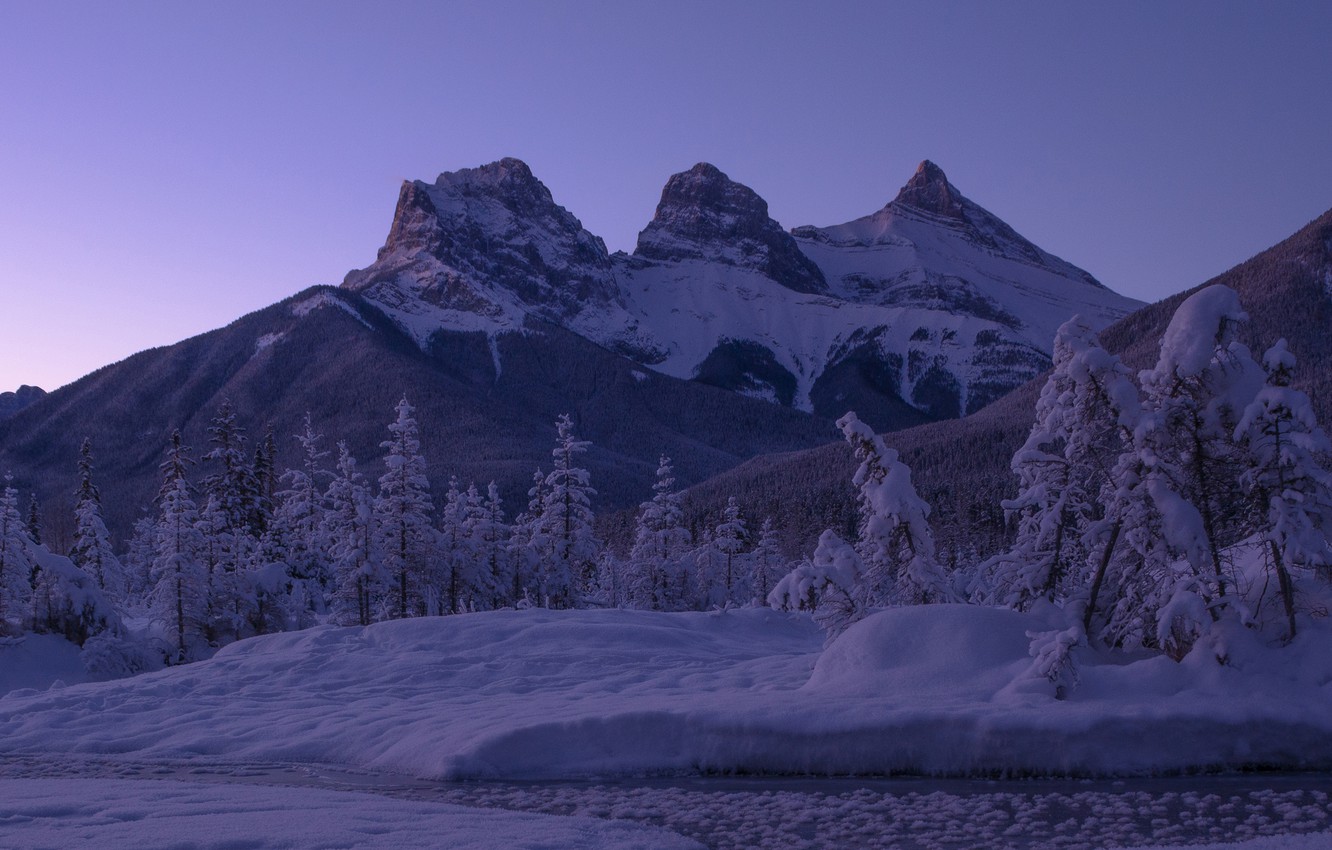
left=344, top=159, right=1138, bottom=432
left=0, top=156, right=1141, bottom=546
left=0, top=386, right=44, bottom=420
left=679, top=206, right=1332, bottom=558
left=0, top=287, right=835, bottom=547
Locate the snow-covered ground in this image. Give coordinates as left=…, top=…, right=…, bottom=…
left=0, top=778, right=701, bottom=849
left=3, top=605, right=1331, bottom=779
left=4, top=605, right=1332, bottom=848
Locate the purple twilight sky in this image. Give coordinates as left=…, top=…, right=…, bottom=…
left=2, top=1, right=1330, bottom=392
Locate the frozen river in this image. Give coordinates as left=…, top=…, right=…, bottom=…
left=3, top=755, right=1329, bottom=849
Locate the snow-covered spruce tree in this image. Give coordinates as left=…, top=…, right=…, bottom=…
left=838, top=411, right=953, bottom=607
left=696, top=497, right=748, bottom=608
left=507, top=468, right=547, bottom=606
left=437, top=476, right=480, bottom=614
left=26, top=494, right=42, bottom=547
left=149, top=432, right=209, bottom=664
left=29, top=547, right=123, bottom=647
left=977, top=318, right=1114, bottom=610
left=624, top=455, right=693, bottom=611
left=69, top=438, right=126, bottom=598
left=0, top=478, right=35, bottom=634
left=1234, top=339, right=1332, bottom=640
left=749, top=517, right=788, bottom=606
left=374, top=397, right=435, bottom=619
left=768, top=529, right=865, bottom=637
left=203, top=400, right=260, bottom=536
left=269, top=413, right=331, bottom=601
left=123, top=513, right=158, bottom=601
left=474, top=482, right=512, bottom=609
left=1136, top=285, right=1264, bottom=629
left=324, top=441, right=382, bottom=626
left=535, top=414, right=599, bottom=608
left=251, top=423, right=278, bottom=536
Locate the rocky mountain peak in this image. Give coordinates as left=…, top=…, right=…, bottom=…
left=633, top=163, right=827, bottom=294
left=892, top=159, right=965, bottom=220
left=343, top=158, right=622, bottom=329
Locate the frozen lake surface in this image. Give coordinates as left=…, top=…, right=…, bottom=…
left=4, top=755, right=1329, bottom=849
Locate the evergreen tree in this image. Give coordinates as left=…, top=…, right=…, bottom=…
left=203, top=400, right=259, bottom=535
left=0, top=478, right=35, bottom=633
left=536, top=414, right=599, bottom=608
left=625, top=456, right=692, bottom=610
left=270, top=414, right=331, bottom=597
left=749, top=517, right=787, bottom=606
left=325, top=442, right=382, bottom=626
left=69, top=438, right=126, bottom=597
left=149, top=432, right=208, bottom=663
left=979, top=317, right=1137, bottom=613
left=508, top=468, right=547, bottom=606
left=696, top=497, right=748, bottom=608
left=1235, top=339, right=1332, bottom=640
left=373, top=397, right=434, bottom=619
left=475, top=482, right=512, bottom=609
left=838, top=411, right=953, bottom=607
left=1136, top=285, right=1263, bottom=630
left=437, top=477, right=476, bottom=614
left=251, top=423, right=278, bottom=535
left=26, top=494, right=42, bottom=548
left=768, top=529, right=865, bottom=637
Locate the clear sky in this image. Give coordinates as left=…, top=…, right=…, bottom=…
left=2, top=1, right=1330, bottom=392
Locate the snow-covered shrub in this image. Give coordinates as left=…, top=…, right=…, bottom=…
left=29, top=547, right=122, bottom=647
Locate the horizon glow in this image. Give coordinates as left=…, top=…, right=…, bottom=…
left=2, top=1, right=1330, bottom=392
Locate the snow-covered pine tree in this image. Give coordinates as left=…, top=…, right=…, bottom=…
left=374, top=397, right=435, bottom=619
left=980, top=317, right=1140, bottom=614
left=203, top=400, right=259, bottom=536
left=1234, top=339, right=1332, bottom=640
left=624, top=455, right=693, bottom=611
left=838, top=411, right=953, bottom=607
left=1136, top=285, right=1264, bottom=628
left=536, top=414, right=599, bottom=608
left=150, top=432, right=208, bottom=663
left=123, top=514, right=157, bottom=601
left=475, top=482, right=512, bottom=609
left=0, top=478, right=35, bottom=634
left=251, top=423, right=278, bottom=536
left=26, top=494, right=42, bottom=548
left=324, top=441, right=382, bottom=626
left=697, top=497, right=748, bottom=608
left=270, top=413, right=331, bottom=600
left=749, top=517, right=787, bottom=607
left=437, top=476, right=478, bottom=614
left=29, top=547, right=123, bottom=647
left=507, top=468, right=547, bottom=606
left=768, top=529, right=865, bottom=637
left=68, top=438, right=126, bottom=598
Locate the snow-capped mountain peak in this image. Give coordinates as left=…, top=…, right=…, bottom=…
left=633, top=163, right=827, bottom=295
left=341, top=158, right=658, bottom=359
left=893, top=159, right=966, bottom=220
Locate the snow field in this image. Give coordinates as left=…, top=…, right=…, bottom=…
left=1, top=605, right=1330, bottom=782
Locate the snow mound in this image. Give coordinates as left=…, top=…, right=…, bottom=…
left=807, top=604, right=1033, bottom=698
left=2, top=607, right=1331, bottom=779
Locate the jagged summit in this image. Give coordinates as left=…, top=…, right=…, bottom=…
left=633, top=163, right=827, bottom=294
left=892, top=160, right=965, bottom=220
left=342, top=158, right=639, bottom=347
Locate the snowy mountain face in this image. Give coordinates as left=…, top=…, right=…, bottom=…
left=343, top=158, right=660, bottom=362
left=344, top=158, right=1140, bottom=429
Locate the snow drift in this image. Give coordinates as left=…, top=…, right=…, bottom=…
left=0, top=606, right=1329, bottom=780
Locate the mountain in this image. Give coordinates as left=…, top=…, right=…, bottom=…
left=679, top=206, right=1332, bottom=557
left=0, top=156, right=1140, bottom=547
left=615, top=161, right=1140, bottom=428
left=0, top=285, right=835, bottom=548
left=0, top=386, right=44, bottom=420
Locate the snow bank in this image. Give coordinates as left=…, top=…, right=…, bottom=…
left=1, top=606, right=1329, bottom=780
left=0, top=778, right=701, bottom=849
